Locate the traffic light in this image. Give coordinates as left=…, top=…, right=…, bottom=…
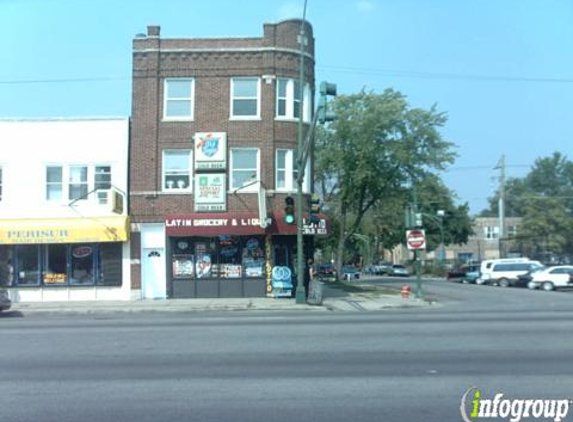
left=284, top=196, right=295, bottom=225
left=318, top=81, right=337, bottom=124
left=309, top=194, right=321, bottom=224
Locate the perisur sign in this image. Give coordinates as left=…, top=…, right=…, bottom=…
left=194, top=132, right=227, bottom=170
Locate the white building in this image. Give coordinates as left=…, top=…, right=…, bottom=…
left=0, top=118, right=131, bottom=302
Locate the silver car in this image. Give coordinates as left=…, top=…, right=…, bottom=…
left=0, top=290, right=11, bottom=312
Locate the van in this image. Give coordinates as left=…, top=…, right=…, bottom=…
left=477, top=258, right=544, bottom=287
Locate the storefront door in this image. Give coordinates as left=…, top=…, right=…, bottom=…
left=142, top=248, right=166, bottom=299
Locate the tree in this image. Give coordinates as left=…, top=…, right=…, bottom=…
left=314, top=89, right=457, bottom=278
left=480, top=152, right=573, bottom=260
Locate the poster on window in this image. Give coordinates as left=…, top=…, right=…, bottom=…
left=195, top=253, right=212, bottom=279
left=194, top=132, right=227, bottom=170
left=194, top=173, right=227, bottom=212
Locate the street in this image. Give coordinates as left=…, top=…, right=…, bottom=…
left=2, top=281, right=573, bottom=422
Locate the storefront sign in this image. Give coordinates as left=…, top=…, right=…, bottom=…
left=166, top=213, right=271, bottom=236
left=194, top=173, right=227, bottom=212
left=0, top=217, right=130, bottom=244
left=194, top=132, right=227, bottom=170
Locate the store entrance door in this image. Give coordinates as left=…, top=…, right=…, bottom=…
left=142, top=248, right=166, bottom=299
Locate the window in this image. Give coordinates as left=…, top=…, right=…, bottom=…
left=231, top=77, right=260, bottom=118
left=46, top=165, right=113, bottom=203
left=95, top=166, right=112, bottom=204
left=507, top=225, right=517, bottom=237
left=484, top=226, right=499, bottom=240
left=46, top=166, right=63, bottom=201
left=5, top=243, right=122, bottom=287
left=276, top=78, right=311, bottom=122
left=69, top=166, right=88, bottom=201
left=164, top=78, right=194, bottom=120
left=163, top=150, right=192, bottom=191
left=230, top=148, right=259, bottom=191
left=275, top=149, right=310, bottom=193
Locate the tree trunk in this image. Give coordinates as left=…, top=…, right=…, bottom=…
left=335, top=204, right=347, bottom=281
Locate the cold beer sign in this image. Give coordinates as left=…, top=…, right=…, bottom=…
left=406, top=229, right=426, bottom=250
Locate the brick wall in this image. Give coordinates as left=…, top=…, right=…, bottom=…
left=130, top=19, right=315, bottom=224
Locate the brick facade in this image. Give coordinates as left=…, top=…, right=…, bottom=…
left=129, top=20, right=317, bottom=298
left=130, top=19, right=315, bottom=222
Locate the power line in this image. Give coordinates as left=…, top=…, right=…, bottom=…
left=317, top=65, right=573, bottom=84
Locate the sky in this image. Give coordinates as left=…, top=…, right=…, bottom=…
left=1, top=0, right=572, bottom=215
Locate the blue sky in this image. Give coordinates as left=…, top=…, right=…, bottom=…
left=1, top=0, right=572, bottom=215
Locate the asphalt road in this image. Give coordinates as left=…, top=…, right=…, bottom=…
left=2, top=281, right=573, bottom=422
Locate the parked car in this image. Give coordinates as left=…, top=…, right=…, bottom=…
left=447, top=264, right=480, bottom=283
left=389, top=264, right=410, bottom=277
left=0, top=289, right=11, bottom=312
left=315, top=263, right=337, bottom=282
left=342, top=265, right=361, bottom=281
left=374, top=262, right=392, bottom=275
left=527, top=266, right=573, bottom=291
left=476, top=258, right=543, bottom=286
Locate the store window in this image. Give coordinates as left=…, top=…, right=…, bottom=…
left=4, top=243, right=122, bottom=287
left=275, top=149, right=310, bottom=193
left=163, top=150, right=192, bottom=192
left=230, top=148, right=259, bottom=191
left=0, top=246, right=14, bottom=286
left=276, top=78, right=311, bottom=122
left=170, top=236, right=266, bottom=280
left=16, top=245, right=41, bottom=286
left=164, top=78, right=194, bottom=120
left=231, top=77, right=260, bottom=118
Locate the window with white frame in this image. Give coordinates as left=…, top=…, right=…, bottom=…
left=507, top=225, right=517, bottom=237
left=164, top=78, right=194, bottom=120
left=231, top=77, right=260, bottom=118
left=276, top=78, right=311, bottom=122
left=46, top=165, right=113, bottom=203
left=275, top=149, right=310, bottom=193
left=46, top=166, right=63, bottom=201
left=69, top=166, right=88, bottom=201
left=95, top=166, right=112, bottom=204
left=163, top=150, right=192, bottom=191
left=230, top=148, right=259, bottom=191
left=484, top=226, right=500, bottom=240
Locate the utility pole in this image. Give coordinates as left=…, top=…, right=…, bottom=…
left=294, top=0, right=308, bottom=304
left=496, top=154, right=506, bottom=257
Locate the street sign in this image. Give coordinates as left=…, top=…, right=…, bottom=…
left=406, top=229, right=426, bottom=250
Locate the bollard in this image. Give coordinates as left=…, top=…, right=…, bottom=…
left=401, top=284, right=411, bottom=299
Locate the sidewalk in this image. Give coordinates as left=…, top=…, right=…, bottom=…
left=8, top=287, right=436, bottom=315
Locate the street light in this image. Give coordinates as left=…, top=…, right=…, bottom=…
left=437, top=210, right=445, bottom=260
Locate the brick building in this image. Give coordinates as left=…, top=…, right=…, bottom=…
left=130, top=20, right=325, bottom=299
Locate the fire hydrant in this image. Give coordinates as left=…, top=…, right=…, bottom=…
left=401, top=284, right=411, bottom=298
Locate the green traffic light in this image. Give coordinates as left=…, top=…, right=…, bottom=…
left=285, top=214, right=295, bottom=225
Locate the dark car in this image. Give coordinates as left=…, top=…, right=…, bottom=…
left=0, top=289, right=11, bottom=312
left=447, top=264, right=480, bottom=283
left=315, top=263, right=337, bottom=282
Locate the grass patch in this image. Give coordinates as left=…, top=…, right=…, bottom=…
left=327, top=281, right=400, bottom=296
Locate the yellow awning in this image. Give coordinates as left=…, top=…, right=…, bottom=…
left=0, top=216, right=130, bottom=244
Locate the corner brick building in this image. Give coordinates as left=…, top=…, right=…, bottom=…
left=129, top=20, right=326, bottom=299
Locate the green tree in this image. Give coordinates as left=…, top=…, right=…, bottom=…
left=314, top=89, right=457, bottom=278
left=480, top=152, right=573, bottom=260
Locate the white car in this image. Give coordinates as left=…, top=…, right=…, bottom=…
left=527, top=266, right=573, bottom=291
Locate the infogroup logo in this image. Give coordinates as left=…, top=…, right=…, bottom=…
left=460, top=387, right=572, bottom=422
